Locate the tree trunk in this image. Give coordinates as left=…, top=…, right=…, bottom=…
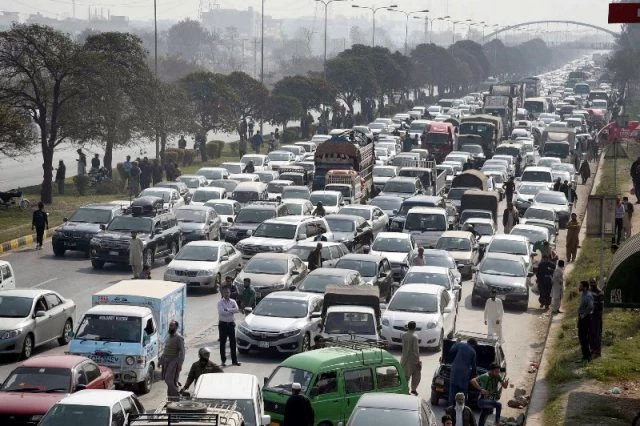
left=160, top=132, right=167, bottom=161
left=104, top=134, right=114, bottom=174
left=41, top=144, right=54, bottom=204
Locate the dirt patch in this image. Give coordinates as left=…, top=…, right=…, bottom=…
left=562, top=380, right=639, bottom=425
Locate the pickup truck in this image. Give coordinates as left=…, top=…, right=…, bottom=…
left=320, top=285, right=382, bottom=343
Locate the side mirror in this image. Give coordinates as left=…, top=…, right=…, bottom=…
left=35, top=311, right=46, bottom=318
left=289, top=285, right=296, bottom=291
left=63, top=217, right=68, bottom=222
left=227, top=217, right=234, bottom=223
left=244, top=307, right=253, bottom=315
left=528, top=272, right=534, bottom=277
left=310, top=312, right=322, bottom=319
left=221, top=255, right=229, bottom=261
left=99, top=224, right=106, bottom=231
left=298, top=233, right=308, bottom=240
left=261, top=415, right=271, bottom=426
left=291, top=270, right=300, bottom=275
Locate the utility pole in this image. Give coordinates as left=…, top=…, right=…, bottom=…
left=153, top=0, right=159, bottom=159
left=253, top=38, right=258, bottom=79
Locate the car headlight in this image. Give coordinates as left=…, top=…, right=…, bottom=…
left=91, top=238, right=101, bottom=248
left=0, top=329, right=22, bottom=340
left=197, top=270, right=215, bottom=277
left=125, top=356, right=135, bottom=366
left=281, top=329, right=301, bottom=338
left=165, top=269, right=176, bottom=275
left=381, top=318, right=389, bottom=326
left=426, top=321, right=437, bottom=329
left=238, top=323, right=252, bottom=335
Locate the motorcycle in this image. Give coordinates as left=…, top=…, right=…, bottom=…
left=0, top=188, right=30, bottom=210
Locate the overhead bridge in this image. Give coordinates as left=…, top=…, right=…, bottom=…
left=485, top=20, right=620, bottom=39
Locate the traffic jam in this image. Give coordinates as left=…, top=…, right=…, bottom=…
left=0, top=53, right=615, bottom=426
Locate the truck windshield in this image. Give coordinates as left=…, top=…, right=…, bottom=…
left=325, top=218, right=355, bottom=232
left=69, top=208, right=112, bottom=224
left=325, top=185, right=351, bottom=198
left=543, top=143, right=569, bottom=157
left=106, top=216, right=152, bottom=234
left=324, top=312, right=376, bottom=335
left=75, top=314, right=142, bottom=343
left=265, top=366, right=314, bottom=395
left=524, top=101, right=544, bottom=113
left=427, top=133, right=450, bottom=145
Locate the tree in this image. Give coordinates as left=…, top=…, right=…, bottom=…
left=0, top=24, right=87, bottom=204
left=225, top=71, right=268, bottom=139
left=0, top=103, right=34, bottom=157
left=179, top=71, right=237, bottom=142
left=326, top=57, right=377, bottom=113
left=167, top=19, right=211, bottom=64
left=267, top=95, right=302, bottom=130
left=273, top=75, right=336, bottom=122
left=73, top=32, right=154, bottom=171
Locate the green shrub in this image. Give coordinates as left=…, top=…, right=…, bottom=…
left=206, top=141, right=218, bottom=159
left=95, top=180, right=120, bottom=195
left=166, top=148, right=184, bottom=164
left=164, top=150, right=179, bottom=164
left=228, top=142, right=239, bottom=156
left=73, top=175, right=89, bottom=196
left=183, top=149, right=197, bottom=166
left=282, top=127, right=300, bottom=143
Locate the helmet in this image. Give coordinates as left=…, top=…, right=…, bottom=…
left=317, top=201, right=323, bottom=206
left=198, top=347, right=211, bottom=360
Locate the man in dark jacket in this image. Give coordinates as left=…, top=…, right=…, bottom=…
left=632, top=156, right=640, bottom=203
left=536, top=258, right=555, bottom=310
left=503, top=177, right=516, bottom=204
left=180, top=347, right=222, bottom=392
left=445, top=392, right=477, bottom=426
left=283, top=382, right=314, bottom=426
left=307, top=243, right=323, bottom=271
left=32, top=202, right=49, bottom=250
left=55, top=160, right=66, bottom=195
left=448, top=338, right=478, bottom=406
left=589, top=279, right=604, bottom=358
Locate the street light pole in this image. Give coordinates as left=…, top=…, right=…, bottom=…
left=387, top=8, right=428, bottom=55
left=316, top=0, right=344, bottom=80
left=352, top=4, right=398, bottom=47
left=260, top=0, right=264, bottom=134
left=153, top=0, right=159, bottom=158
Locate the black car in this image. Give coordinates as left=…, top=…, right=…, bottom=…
left=324, top=214, right=374, bottom=253
left=90, top=197, right=182, bottom=269
left=224, top=202, right=289, bottom=245
left=388, top=195, right=454, bottom=231
left=430, top=331, right=507, bottom=407
left=52, top=203, right=123, bottom=257
left=335, top=253, right=394, bottom=302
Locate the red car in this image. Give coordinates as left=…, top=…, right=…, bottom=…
left=0, top=355, right=114, bottom=424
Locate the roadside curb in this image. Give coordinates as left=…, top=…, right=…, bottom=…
left=0, top=228, right=57, bottom=254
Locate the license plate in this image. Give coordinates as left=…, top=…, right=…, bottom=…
left=109, top=250, right=118, bottom=256
left=90, top=354, right=119, bottom=365
left=258, top=341, right=269, bottom=348
left=65, top=242, right=77, bottom=247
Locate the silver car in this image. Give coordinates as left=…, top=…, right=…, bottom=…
left=164, top=241, right=242, bottom=292
left=174, top=205, right=222, bottom=243
left=338, top=205, right=389, bottom=237
left=236, top=291, right=323, bottom=353
left=0, top=289, right=76, bottom=359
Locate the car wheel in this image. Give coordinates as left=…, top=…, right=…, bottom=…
left=21, top=334, right=34, bottom=360
left=53, top=246, right=65, bottom=257
left=58, top=319, right=73, bottom=346
left=144, top=248, right=155, bottom=267
left=91, top=259, right=105, bottom=269
left=430, top=391, right=440, bottom=405
left=299, top=333, right=311, bottom=353
left=137, top=363, right=154, bottom=394
left=212, top=274, right=221, bottom=294
left=471, top=293, right=483, bottom=307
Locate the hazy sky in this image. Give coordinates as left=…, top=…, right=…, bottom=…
left=10, top=0, right=615, bottom=30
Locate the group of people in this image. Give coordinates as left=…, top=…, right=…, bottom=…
left=614, top=196, right=634, bottom=246
left=122, top=155, right=166, bottom=195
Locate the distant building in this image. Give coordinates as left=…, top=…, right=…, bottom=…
left=0, top=11, right=19, bottom=29
left=201, top=6, right=256, bottom=37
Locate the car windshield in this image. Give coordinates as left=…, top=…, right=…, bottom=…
left=480, top=258, right=525, bottom=277
left=269, top=152, right=292, bottom=161
left=373, top=168, right=396, bottom=177
left=75, top=314, right=142, bottom=343
left=106, top=216, right=152, bottom=233
left=427, top=254, right=456, bottom=269
left=403, top=271, right=449, bottom=287
left=521, top=171, right=552, bottom=182
left=382, top=181, right=415, bottom=193
left=409, top=122, right=428, bottom=131
left=469, top=223, right=494, bottom=236
left=428, top=132, right=449, bottom=145
left=325, top=217, right=355, bottom=232
left=436, top=237, right=472, bottom=251
left=405, top=213, right=446, bottom=232
left=459, top=145, right=483, bottom=154
left=139, top=189, right=171, bottom=202
left=232, top=190, right=260, bottom=203
left=197, top=169, right=224, bottom=180
left=244, top=258, right=288, bottom=274
left=511, top=228, right=547, bottom=244
left=375, top=149, right=388, bottom=157
left=267, top=182, right=290, bottom=194
left=552, top=164, right=575, bottom=173
left=175, top=245, right=218, bottom=261
left=447, top=188, right=468, bottom=200
left=69, top=208, right=112, bottom=224
left=489, top=239, right=527, bottom=255
left=495, top=147, right=520, bottom=157
left=543, top=143, right=570, bottom=157
left=265, top=366, right=313, bottom=395
left=398, top=202, right=433, bottom=216
left=193, top=399, right=257, bottom=426
left=241, top=156, right=264, bottom=166
left=40, top=405, right=110, bottom=426
left=253, top=299, right=308, bottom=318
left=193, top=190, right=221, bottom=202
left=283, top=189, right=309, bottom=199
left=324, top=311, right=375, bottom=335
left=518, top=184, right=545, bottom=195
left=175, top=209, right=208, bottom=223
left=309, top=193, right=338, bottom=206
left=253, top=222, right=297, bottom=239
left=372, top=237, right=411, bottom=253
left=222, top=163, right=243, bottom=174
left=388, top=292, right=438, bottom=313
left=210, top=180, right=238, bottom=192
left=349, top=407, right=419, bottom=425
left=206, top=202, right=234, bottom=215
left=335, top=259, right=377, bottom=277
left=370, top=197, right=402, bottom=211
left=299, top=274, right=347, bottom=293
left=0, top=296, right=33, bottom=318
left=236, top=209, right=275, bottom=225
left=338, top=207, right=370, bottom=220
left=524, top=208, right=555, bottom=221
left=535, top=192, right=566, bottom=205
left=1, top=367, right=70, bottom=393
left=178, top=177, right=201, bottom=188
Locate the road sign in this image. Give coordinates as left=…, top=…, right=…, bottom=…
left=609, top=2, right=640, bottom=24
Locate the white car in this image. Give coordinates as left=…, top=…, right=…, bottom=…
left=485, top=234, right=535, bottom=273
left=191, top=187, right=227, bottom=206
left=400, top=265, right=461, bottom=304
left=373, top=165, right=398, bottom=192
left=369, top=232, right=417, bottom=282
left=229, top=173, right=260, bottom=183
left=267, top=179, right=294, bottom=201
left=309, top=190, right=344, bottom=215
left=241, top=154, right=270, bottom=172
left=192, top=373, right=271, bottom=426
left=221, top=161, right=245, bottom=174
left=137, top=187, right=184, bottom=212
left=267, top=150, right=296, bottom=171
left=381, top=284, right=457, bottom=350
left=338, top=204, right=389, bottom=237
left=204, top=199, right=241, bottom=237
left=196, top=167, right=229, bottom=184
left=279, top=145, right=306, bottom=162
left=282, top=199, right=314, bottom=216
left=176, top=174, right=208, bottom=194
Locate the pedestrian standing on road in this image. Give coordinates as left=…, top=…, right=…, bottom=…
left=553, top=178, right=561, bottom=192
left=614, top=197, right=625, bottom=245
left=274, top=128, right=280, bottom=147
left=630, top=156, right=640, bottom=203
left=311, top=335, right=325, bottom=350
left=470, top=363, right=509, bottom=426
left=559, top=180, right=569, bottom=200
left=240, top=278, right=256, bottom=311
left=484, top=290, right=504, bottom=343
left=579, top=159, right=591, bottom=184
left=589, top=279, right=604, bottom=358
left=502, top=203, right=519, bottom=234
left=622, top=196, right=634, bottom=240
left=283, top=383, right=314, bottom=426
left=577, top=281, right=594, bottom=362
left=448, top=338, right=478, bottom=405
left=129, top=231, right=144, bottom=279
left=128, top=161, right=141, bottom=196
left=55, top=160, right=66, bottom=195
left=551, top=260, right=565, bottom=314
left=412, top=246, right=426, bottom=266
left=217, top=286, right=241, bottom=367
left=401, top=321, right=421, bottom=396
left=536, top=257, right=555, bottom=310
left=161, top=320, right=185, bottom=400
left=307, top=243, right=323, bottom=271
left=76, top=149, right=87, bottom=176
left=252, top=131, right=263, bottom=154
left=32, top=202, right=48, bottom=250
left=403, top=133, right=413, bottom=152
left=503, top=177, right=516, bottom=205
left=445, top=393, right=477, bottom=426
left=180, top=347, right=222, bottom=392
left=566, top=213, right=580, bottom=262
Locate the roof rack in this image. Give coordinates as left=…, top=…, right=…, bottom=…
left=128, top=413, right=219, bottom=426
left=324, top=337, right=388, bottom=350
left=453, top=330, right=499, bottom=344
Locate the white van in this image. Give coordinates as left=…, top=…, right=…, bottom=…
left=231, top=182, right=269, bottom=205
left=192, top=373, right=271, bottom=426
left=0, top=260, right=16, bottom=290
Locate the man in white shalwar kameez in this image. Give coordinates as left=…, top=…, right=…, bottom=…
left=484, top=289, right=504, bottom=343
